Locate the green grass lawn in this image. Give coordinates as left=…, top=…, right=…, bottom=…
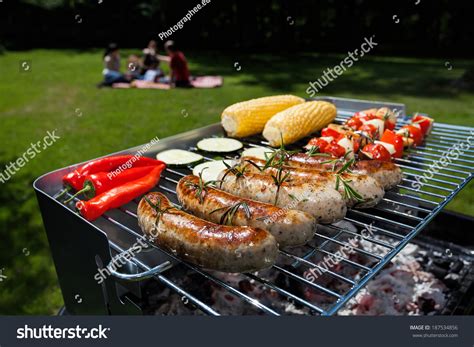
left=0, top=49, right=473, bottom=314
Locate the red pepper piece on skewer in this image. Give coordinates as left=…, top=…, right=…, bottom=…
left=76, top=164, right=166, bottom=221
left=380, top=129, right=404, bottom=158
left=361, top=143, right=392, bottom=162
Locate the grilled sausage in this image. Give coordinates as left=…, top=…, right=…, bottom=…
left=241, top=157, right=384, bottom=208
left=352, top=160, right=403, bottom=190
left=217, top=170, right=347, bottom=224
left=138, top=192, right=278, bottom=273
left=244, top=153, right=402, bottom=190
left=177, top=175, right=316, bottom=247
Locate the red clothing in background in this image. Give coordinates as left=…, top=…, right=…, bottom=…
left=170, top=51, right=190, bottom=82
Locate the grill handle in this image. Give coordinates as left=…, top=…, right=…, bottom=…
left=106, top=250, right=173, bottom=282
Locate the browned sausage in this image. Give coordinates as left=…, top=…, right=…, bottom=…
left=217, top=169, right=347, bottom=224
left=240, top=157, right=384, bottom=208
left=177, top=175, right=316, bottom=247
left=137, top=192, right=278, bottom=273
left=242, top=153, right=402, bottom=190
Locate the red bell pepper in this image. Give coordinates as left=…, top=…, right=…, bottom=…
left=65, top=165, right=158, bottom=201
left=325, top=141, right=346, bottom=157
left=346, top=117, right=363, bottom=130
left=380, top=129, right=404, bottom=158
left=62, top=155, right=163, bottom=192
left=361, top=143, right=392, bottom=162
left=76, top=164, right=166, bottom=221
left=384, top=119, right=396, bottom=131
left=306, top=137, right=346, bottom=157
left=412, top=114, right=433, bottom=135
left=400, top=125, right=423, bottom=146
left=359, top=123, right=379, bottom=140
left=321, top=127, right=342, bottom=139
left=306, top=138, right=330, bottom=152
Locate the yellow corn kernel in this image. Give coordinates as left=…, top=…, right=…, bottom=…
left=263, top=101, right=337, bottom=146
left=221, top=95, right=305, bottom=138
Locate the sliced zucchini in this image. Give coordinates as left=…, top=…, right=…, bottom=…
left=156, top=149, right=203, bottom=166
left=192, top=160, right=236, bottom=183
left=197, top=138, right=243, bottom=153
left=240, top=146, right=275, bottom=160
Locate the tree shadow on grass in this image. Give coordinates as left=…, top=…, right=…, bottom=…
left=189, top=52, right=469, bottom=99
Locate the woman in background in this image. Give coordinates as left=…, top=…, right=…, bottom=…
left=101, top=43, right=129, bottom=86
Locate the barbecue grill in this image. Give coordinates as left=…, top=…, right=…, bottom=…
left=33, top=97, right=474, bottom=316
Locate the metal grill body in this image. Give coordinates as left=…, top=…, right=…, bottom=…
left=33, top=97, right=474, bottom=315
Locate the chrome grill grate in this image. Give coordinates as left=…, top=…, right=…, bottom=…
left=41, top=98, right=474, bottom=316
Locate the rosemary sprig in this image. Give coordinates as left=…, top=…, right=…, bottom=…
left=305, top=145, right=331, bottom=157
left=219, top=161, right=248, bottom=188
left=185, top=170, right=219, bottom=204
left=382, top=110, right=391, bottom=121
left=144, top=195, right=174, bottom=231
left=335, top=174, right=365, bottom=202
left=336, top=157, right=355, bottom=175
left=355, top=127, right=379, bottom=143
left=270, top=164, right=292, bottom=205
left=243, top=159, right=264, bottom=172
left=333, top=158, right=365, bottom=202
left=398, top=128, right=411, bottom=143
left=210, top=201, right=251, bottom=226
left=262, top=133, right=300, bottom=170
left=321, top=150, right=354, bottom=172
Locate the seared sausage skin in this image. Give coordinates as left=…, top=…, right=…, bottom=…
left=352, top=160, right=403, bottom=190
left=217, top=170, right=347, bottom=224
left=177, top=175, right=316, bottom=247
left=244, top=153, right=402, bottom=190
left=241, top=157, right=384, bottom=208
left=137, top=192, right=278, bottom=273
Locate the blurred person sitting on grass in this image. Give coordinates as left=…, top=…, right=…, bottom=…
left=141, top=40, right=168, bottom=83
left=164, top=40, right=191, bottom=88
left=126, top=54, right=142, bottom=80
left=101, top=43, right=131, bottom=86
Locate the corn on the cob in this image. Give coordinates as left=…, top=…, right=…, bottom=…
left=263, top=101, right=337, bottom=146
left=221, top=95, right=305, bottom=138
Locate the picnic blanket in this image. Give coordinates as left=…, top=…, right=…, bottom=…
left=112, top=76, right=223, bottom=89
